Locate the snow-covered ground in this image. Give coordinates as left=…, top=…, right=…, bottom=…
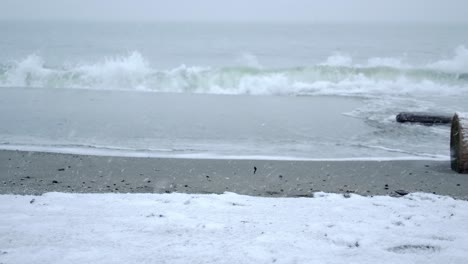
left=1, top=192, right=467, bottom=264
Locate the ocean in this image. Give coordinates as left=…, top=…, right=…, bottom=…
left=0, top=21, right=467, bottom=160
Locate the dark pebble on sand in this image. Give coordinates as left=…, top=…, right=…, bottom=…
left=30, top=199, right=35, bottom=204
left=52, top=180, right=58, bottom=184
left=58, top=168, right=65, bottom=171
left=395, top=190, right=409, bottom=196
left=457, top=184, right=461, bottom=186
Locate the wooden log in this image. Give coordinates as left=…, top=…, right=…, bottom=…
left=396, top=112, right=452, bottom=125
left=451, top=113, right=468, bottom=173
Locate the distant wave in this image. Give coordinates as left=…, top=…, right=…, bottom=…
left=1, top=46, right=467, bottom=97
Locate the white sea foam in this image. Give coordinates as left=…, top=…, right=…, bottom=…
left=320, top=52, right=353, bottom=67
left=366, top=57, right=410, bottom=68
left=74, top=51, right=151, bottom=90
left=428, top=45, right=468, bottom=73
left=237, top=52, right=263, bottom=69
left=1, top=47, right=467, bottom=97
left=3, top=54, right=52, bottom=87
left=321, top=53, right=410, bottom=69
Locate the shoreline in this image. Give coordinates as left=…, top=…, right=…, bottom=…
left=1, top=149, right=467, bottom=200
left=0, top=143, right=450, bottom=161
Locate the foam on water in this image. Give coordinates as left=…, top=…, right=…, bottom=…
left=319, top=52, right=353, bottom=67
left=1, top=46, right=467, bottom=97
left=428, top=45, right=468, bottom=73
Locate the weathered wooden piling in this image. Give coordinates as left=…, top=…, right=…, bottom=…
left=451, top=113, right=468, bottom=173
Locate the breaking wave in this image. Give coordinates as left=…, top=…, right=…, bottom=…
left=1, top=46, right=468, bottom=97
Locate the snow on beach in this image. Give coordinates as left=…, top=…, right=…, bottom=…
left=1, top=192, right=467, bottom=264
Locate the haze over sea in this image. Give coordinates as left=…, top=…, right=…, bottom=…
left=0, top=21, right=467, bottom=160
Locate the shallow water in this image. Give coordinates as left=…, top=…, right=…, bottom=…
left=0, top=87, right=375, bottom=159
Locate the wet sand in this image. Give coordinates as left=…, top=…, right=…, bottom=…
left=1, top=150, right=467, bottom=200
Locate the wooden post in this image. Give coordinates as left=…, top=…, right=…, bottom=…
left=451, top=113, right=468, bottom=173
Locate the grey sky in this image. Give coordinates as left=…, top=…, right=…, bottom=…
left=1, top=0, right=467, bottom=22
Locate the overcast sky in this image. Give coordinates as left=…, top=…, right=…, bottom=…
left=1, top=0, right=467, bottom=23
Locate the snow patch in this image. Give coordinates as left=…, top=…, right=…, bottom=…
left=0, top=192, right=467, bottom=263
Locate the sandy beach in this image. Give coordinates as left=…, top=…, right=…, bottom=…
left=1, top=149, right=466, bottom=199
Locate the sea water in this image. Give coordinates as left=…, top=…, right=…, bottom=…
left=0, top=21, right=467, bottom=160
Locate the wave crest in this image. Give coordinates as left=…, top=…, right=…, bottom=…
left=1, top=47, right=467, bottom=97
left=428, top=45, right=468, bottom=73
